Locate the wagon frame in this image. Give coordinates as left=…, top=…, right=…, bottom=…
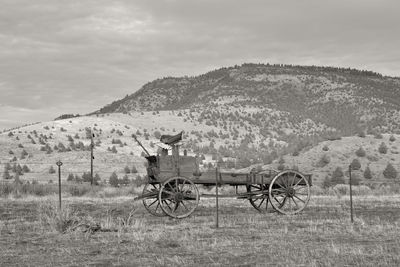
left=135, top=133, right=312, bottom=219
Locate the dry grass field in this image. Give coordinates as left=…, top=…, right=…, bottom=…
left=1, top=194, right=399, bottom=266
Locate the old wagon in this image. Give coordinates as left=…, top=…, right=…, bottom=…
left=135, top=132, right=312, bottom=219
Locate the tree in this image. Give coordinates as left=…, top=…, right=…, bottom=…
left=111, top=146, right=118, bottom=153
left=355, top=147, right=366, bottom=157
left=383, top=163, right=397, bottom=179
left=3, top=168, right=11, bottom=180
left=331, top=167, right=345, bottom=185
left=22, top=165, right=30, bottom=173
left=322, top=145, right=329, bottom=151
left=322, top=175, right=331, bottom=188
left=364, top=166, right=372, bottom=179
left=131, top=166, right=138, bottom=173
left=378, top=142, right=387, bottom=154
left=94, top=173, right=101, bottom=185
left=109, top=172, right=119, bottom=187
left=350, top=159, right=361, bottom=170
left=350, top=173, right=361, bottom=185
left=124, top=166, right=131, bottom=174
left=389, top=135, right=396, bottom=142
left=49, top=166, right=56, bottom=174
left=67, top=173, right=74, bottom=182
left=16, top=164, right=23, bottom=175
left=317, top=154, right=330, bottom=167
left=154, top=131, right=161, bottom=139
left=121, top=174, right=130, bottom=186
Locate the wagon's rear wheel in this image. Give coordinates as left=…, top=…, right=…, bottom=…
left=159, top=176, right=199, bottom=219
left=269, top=170, right=311, bottom=215
left=142, top=183, right=165, bottom=217
left=246, top=184, right=270, bottom=212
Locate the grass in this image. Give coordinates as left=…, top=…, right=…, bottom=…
left=0, top=195, right=399, bottom=266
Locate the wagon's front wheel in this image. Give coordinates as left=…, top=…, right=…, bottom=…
left=159, top=177, right=199, bottom=219
left=269, top=170, right=311, bottom=215
left=142, top=183, right=166, bottom=217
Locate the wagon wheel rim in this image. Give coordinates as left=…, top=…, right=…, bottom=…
left=142, top=183, right=166, bottom=217
left=159, top=176, right=199, bottom=219
left=268, top=170, right=310, bottom=215
left=246, top=184, right=271, bottom=212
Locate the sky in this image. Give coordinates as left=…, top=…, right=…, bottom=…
left=1, top=0, right=400, bottom=130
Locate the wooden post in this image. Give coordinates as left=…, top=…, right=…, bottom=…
left=349, top=165, right=354, bottom=223
left=90, top=130, right=94, bottom=186
left=215, top=167, right=219, bottom=228
left=56, top=161, right=63, bottom=211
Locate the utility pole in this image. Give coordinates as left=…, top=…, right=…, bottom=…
left=90, top=129, right=94, bottom=186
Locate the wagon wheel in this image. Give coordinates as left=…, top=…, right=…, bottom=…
left=246, top=184, right=271, bottom=212
left=142, top=183, right=165, bottom=217
left=159, top=176, right=200, bottom=219
left=269, top=170, right=311, bottom=215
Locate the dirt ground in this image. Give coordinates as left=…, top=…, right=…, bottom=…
left=1, top=195, right=400, bottom=266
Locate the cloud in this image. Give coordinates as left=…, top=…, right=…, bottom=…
left=1, top=0, right=400, bottom=130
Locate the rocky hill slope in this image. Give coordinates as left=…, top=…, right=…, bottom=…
left=96, top=63, right=400, bottom=136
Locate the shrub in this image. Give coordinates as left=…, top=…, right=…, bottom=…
left=131, top=166, right=138, bottom=173
left=109, top=172, right=119, bottom=187
left=124, top=166, right=131, bottom=174
left=22, top=165, right=30, bottom=173
left=389, top=135, right=396, bottom=142
left=49, top=166, right=56, bottom=174
left=317, top=154, right=330, bottom=167
left=378, top=142, right=387, bottom=154
left=383, top=163, right=397, bottom=179
left=358, top=131, right=366, bottom=138
left=331, top=167, right=345, bottom=185
left=355, top=147, right=366, bottom=157
left=67, top=173, right=74, bottom=182
left=154, top=131, right=161, bottom=139
left=3, top=169, right=11, bottom=180
left=322, top=175, right=331, bottom=188
left=364, top=166, right=373, bottom=179
left=350, top=158, right=361, bottom=170
left=322, top=145, right=329, bottom=151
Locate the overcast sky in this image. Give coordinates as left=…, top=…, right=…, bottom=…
left=1, top=0, right=399, bottom=130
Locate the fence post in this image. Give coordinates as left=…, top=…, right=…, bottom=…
left=349, top=165, right=354, bottom=223
left=90, top=130, right=94, bottom=186
left=215, top=166, right=219, bottom=228
left=56, top=160, right=63, bottom=211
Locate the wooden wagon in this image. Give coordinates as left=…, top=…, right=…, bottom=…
left=135, top=132, right=312, bottom=219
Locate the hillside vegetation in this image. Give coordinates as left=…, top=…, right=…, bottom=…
left=2, top=63, right=400, bottom=187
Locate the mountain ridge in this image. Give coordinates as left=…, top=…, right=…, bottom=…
left=94, top=63, right=400, bottom=137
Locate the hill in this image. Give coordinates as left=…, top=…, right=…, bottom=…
left=96, top=63, right=400, bottom=137
left=1, top=63, right=400, bottom=186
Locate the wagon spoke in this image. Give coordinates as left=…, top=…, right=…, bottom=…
left=257, top=198, right=265, bottom=208
left=291, top=173, right=296, bottom=187
left=148, top=199, right=158, bottom=207
left=162, top=189, right=175, bottom=196
left=294, top=177, right=305, bottom=187
left=174, top=201, right=180, bottom=211
left=273, top=196, right=283, bottom=206
left=180, top=180, right=186, bottom=191
left=181, top=201, right=189, bottom=211
left=293, top=195, right=306, bottom=203
left=163, top=200, right=173, bottom=211
left=155, top=202, right=160, bottom=212
left=291, top=197, right=299, bottom=208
